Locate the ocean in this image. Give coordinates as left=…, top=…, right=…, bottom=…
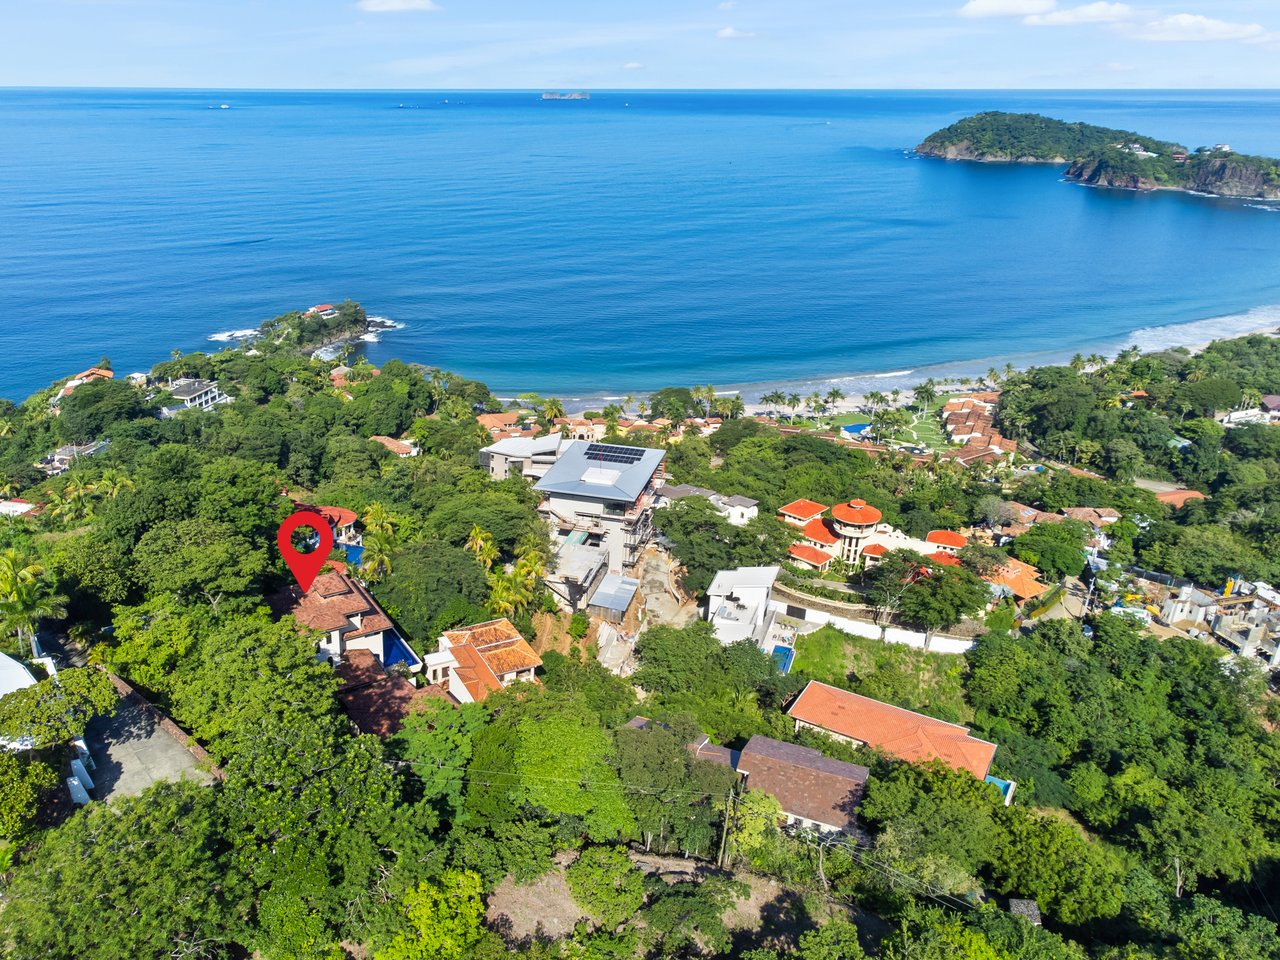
left=3, top=88, right=1280, bottom=404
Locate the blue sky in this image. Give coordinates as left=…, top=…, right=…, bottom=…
left=5, top=0, right=1279, bottom=89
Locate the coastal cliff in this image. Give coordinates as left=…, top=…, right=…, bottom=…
left=920, top=111, right=1280, bottom=201
left=1064, top=155, right=1280, bottom=199
left=917, top=140, right=1066, bottom=164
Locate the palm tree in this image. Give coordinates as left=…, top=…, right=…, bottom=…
left=623, top=394, right=634, bottom=416
left=1004, top=363, right=1014, bottom=380
left=94, top=469, right=134, bottom=500
left=0, top=481, right=17, bottom=499
left=760, top=390, right=786, bottom=416
left=359, top=532, right=394, bottom=582
left=806, top=392, right=824, bottom=423
left=0, top=550, right=65, bottom=658
left=787, top=393, right=802, bottom=423
left=0, top=419, right=13, bottom=439
left=986, top=368, right=1000, bottom=386
left=487, top=574, right=518, bottom=618
left=726, top=395, right=746, bottom=420
left=512, top=551, right=544, bottom=596
left=362, top=502, right=397, bottom=538
left=1086, top=353, right=1106, bottom=372
left=824, top=388, right=845, bottom=424
left=699, top=385, right=717, bottom=417
left=466, top=525, right=498, bottom=569
left=866, top=390, right=887, bottom=411
left=636, top=400, right=648, bottom=420
left=912, top=382, right=937, bottom=411
left=1069, top=354, right=1086, bottom=372
left=890, top=388, right=901, bottom=407
left=542, top=397, right=566, bottom=421
left=0, top=549, right=43, bottom=596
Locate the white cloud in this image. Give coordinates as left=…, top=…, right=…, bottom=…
left=356, top=0, right=439, bottom=11
left=1136, top=13, right=1266, bottom=42
left=716, top=26, right=755, bottom=39
left=718, top=1, right=737, bottom=9
left=623, top=62, right=644, bottom=69
left=958, top=0, right=1055, bottom=18
left=1025, top=2, right=1132, bottom=26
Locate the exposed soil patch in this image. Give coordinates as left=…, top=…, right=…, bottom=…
left=486, top=852, right=587, bottom=944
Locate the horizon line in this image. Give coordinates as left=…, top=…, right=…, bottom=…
left=3, top=85, right=1280, bottom=93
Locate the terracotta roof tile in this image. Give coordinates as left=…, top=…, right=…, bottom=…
left=370, top=435, right=414, bottom=455
left=788, top=681, right=996, bottom=779
left=1155, top=489, right=1207, bottom=509
left=789, top=544, right=834, bottom=567
left=831, top=499, right=882, bottom=526
left=802, top=517, right=840, bottom=546
left=335, top=651, right=453, bottom=738
left=926, top=530, right=968, bottom=549
left=737, top=735, right=869, bottom=831
left=779, top=499, right=829, bottom=523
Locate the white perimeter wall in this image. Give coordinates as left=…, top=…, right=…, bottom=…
left=768, top=600, right=974, bottom=655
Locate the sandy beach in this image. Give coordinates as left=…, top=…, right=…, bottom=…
left=556, top=315, right=1280, bottom=417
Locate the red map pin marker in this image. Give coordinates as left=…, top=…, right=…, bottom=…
left=277, top=511, right=335, bottom=593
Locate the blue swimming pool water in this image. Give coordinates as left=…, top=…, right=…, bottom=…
left=772, top=645, right=795, bottom=675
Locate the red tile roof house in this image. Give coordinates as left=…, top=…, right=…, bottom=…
left=924, top=529, right=968, bottom=554
left=787, top=680, right=997, bottom=779
left=335, top=649, right=451, bottom=738
left=421, top=618, right=543, bottom=704
left=298, top=503, right=361, bottom=547
left=778, top=499, right=829, bottom=527
left=370, top=435, right=419, bottom=458
left=282, top=569, right=422, bottom=673
left=688, top=731, right=870, bottom=834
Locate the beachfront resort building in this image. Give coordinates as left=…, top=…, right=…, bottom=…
left=534, top=441, right=666, bottom=575
left=422, top=618, right=543, bottom=704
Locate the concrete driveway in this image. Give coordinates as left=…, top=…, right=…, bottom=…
left=86, top=697, right=213, bottom=801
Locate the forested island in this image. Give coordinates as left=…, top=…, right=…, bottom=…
left=918, top=112, right=1280, bottom=199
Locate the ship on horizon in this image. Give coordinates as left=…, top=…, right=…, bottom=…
left=541, top=91, right=590, bottom=101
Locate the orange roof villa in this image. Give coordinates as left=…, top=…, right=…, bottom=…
left=778, top=498, right=973, bottom=574
left=788, top=680, right=997, bottom=779
left=422, top=618, right=543, bottom=704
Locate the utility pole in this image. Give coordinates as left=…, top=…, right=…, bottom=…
left=716, top=787, right=735, bottom=870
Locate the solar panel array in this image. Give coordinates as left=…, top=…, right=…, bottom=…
left=584, top=443, right=646, bottom=465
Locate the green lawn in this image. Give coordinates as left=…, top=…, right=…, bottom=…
left=787, top=395, right=956, bottom=452
left=791, top=625, right=973, bottom=724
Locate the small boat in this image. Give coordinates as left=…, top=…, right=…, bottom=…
left=219, top=103, right=231, bottom=110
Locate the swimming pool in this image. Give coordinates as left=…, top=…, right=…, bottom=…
left=772, top=645, right=795, bottom=674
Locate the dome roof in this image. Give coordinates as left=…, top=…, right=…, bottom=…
left=831, top=499, right=882, bottom=526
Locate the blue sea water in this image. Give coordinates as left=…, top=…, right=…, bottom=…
left=3, top=88, right=1280, bottom=404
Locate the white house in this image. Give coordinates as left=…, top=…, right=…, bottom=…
left=480, top=434, right=575, bottom=481
left=160, top=378, right=231, bottom=417
left=706, top=566, right=781, bottom=646
left=655, top=483, right=759, bottom=527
